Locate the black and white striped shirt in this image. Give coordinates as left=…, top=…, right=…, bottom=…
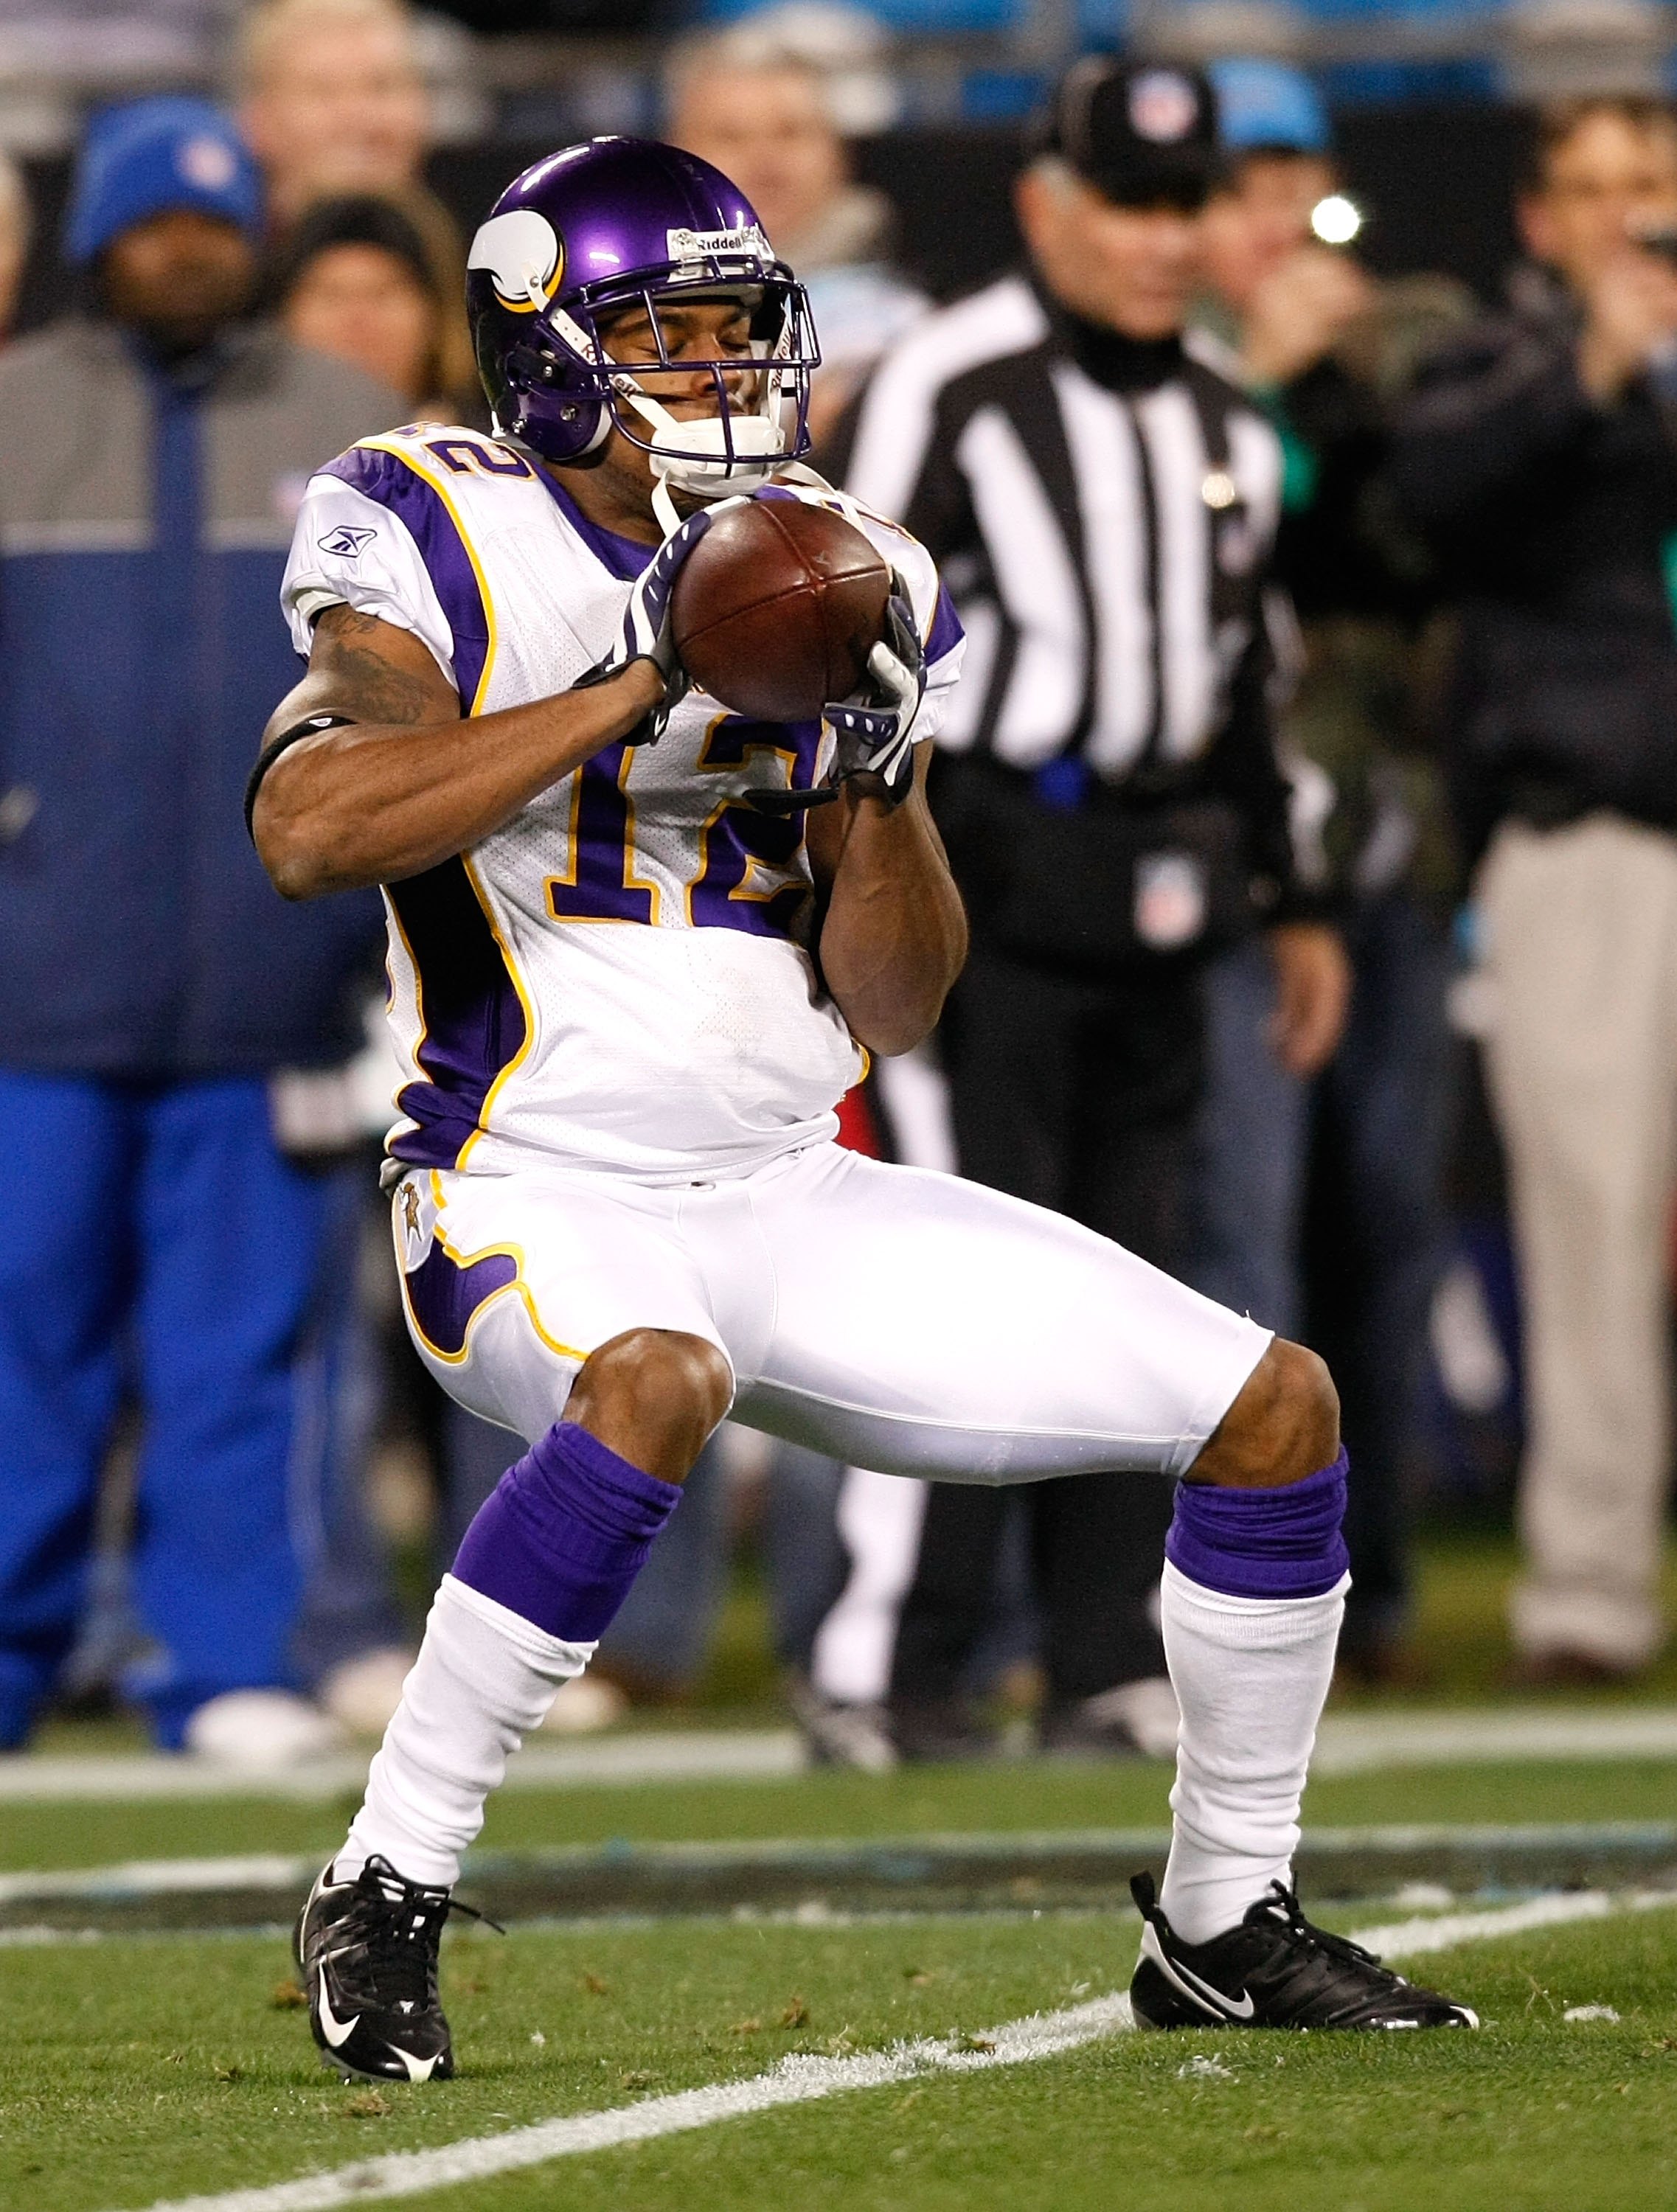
left=827, top=271, right=1308, bottom=902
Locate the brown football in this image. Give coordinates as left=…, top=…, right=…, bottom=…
left=670, top=497, right=892, bottom=723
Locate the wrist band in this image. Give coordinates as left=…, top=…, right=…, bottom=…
left=243, top=714, right=357, bottom=841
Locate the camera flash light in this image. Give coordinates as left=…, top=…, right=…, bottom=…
left=1310, top=194, right=1363, bottom=246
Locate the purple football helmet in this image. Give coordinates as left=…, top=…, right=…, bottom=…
left=465, top=136, right=820, bottom=495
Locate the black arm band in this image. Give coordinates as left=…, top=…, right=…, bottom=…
left=243, top=714, right=358, bottom=841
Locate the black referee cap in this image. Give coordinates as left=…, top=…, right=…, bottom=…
left=1034, top=56, right=1222, bottom=209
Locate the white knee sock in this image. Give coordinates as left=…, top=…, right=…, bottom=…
left=1159, top=1559, right=1347, bottom=1945
left=336, top=1575, right=594, bottom=1889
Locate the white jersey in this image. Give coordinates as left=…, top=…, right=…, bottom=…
left=281, top=425, right=965, bottom=1180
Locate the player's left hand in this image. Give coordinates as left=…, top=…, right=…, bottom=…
left=1267, top=921, right=1352, bottom=1077
left=823, top=576, right=927, bottom=809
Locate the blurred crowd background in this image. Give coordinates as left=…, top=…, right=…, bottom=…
left=3, top=0, right=1677, bottom=1774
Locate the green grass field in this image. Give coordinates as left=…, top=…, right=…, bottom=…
left=4, top=1528, right=1675, bottom=2210
left=1, top=1899, right=1673, bottom=2212
left=1, top=1754, right=1674, bottom=1874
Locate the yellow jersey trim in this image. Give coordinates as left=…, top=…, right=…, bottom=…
left=355, top=434, right=501, bottom=717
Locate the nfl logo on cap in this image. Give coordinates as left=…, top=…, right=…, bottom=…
left=178, top=133, right=237, bottom=191
left=1128, top=69, right=1201, bottom=145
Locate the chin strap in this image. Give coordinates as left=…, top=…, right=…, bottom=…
left=615, top=374, right=792, bottom=520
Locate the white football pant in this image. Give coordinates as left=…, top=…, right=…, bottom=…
left=393, top=1140, right=1269, bottom=1481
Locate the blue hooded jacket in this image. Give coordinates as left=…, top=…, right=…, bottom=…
left=0, top=318, right=402, bottom=1076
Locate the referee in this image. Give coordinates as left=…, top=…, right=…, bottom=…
left=826, top=57, right=1350, bottom=1758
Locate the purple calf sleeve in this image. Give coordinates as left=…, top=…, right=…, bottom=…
left=451, top=1422, right=682, bottom=1641
left=1165, top=1448, right=1350, bottom=1601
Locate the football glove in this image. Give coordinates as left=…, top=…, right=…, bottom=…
left=822, top=577, right=928, bottom=809
left=572, top=495, right=747, bottom=745
left=749, top=572, right=928, bottom=814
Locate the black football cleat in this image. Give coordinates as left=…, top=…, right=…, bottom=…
left=1128, top=1871, right=1479, bottom=2031
left=294, top=1854, right=498, bottom=2083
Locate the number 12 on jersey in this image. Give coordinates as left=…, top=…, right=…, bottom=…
left=545, top=717, right=823, bottom=940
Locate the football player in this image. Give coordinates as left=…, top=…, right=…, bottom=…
left=251, top=136, right=1476, bottom=2082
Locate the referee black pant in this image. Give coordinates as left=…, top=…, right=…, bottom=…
left=889, top=942, right=1206, bottom=1717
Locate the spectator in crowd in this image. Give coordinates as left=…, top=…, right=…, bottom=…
left=237, top=0, right=430, bottom=233
left=274, top=191, right=478, bottom=422
left=666, top=18, right=926, bottom=439
left=0, top=151, right=29, bottom=341
left=0, top=97, right=401, bottom=1759
left=239, top=0, right=473, bottom=399
left=828, top=58, right=1348, bottom=1760
left=1394, top=95, right=1677, bottom=1682
left=1190, top=60, right=1471, bottom=1680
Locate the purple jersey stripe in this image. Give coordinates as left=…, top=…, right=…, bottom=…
left=388, top=1111, right=471, bottom=1171
left=926, top=581, right=964, bottom=668
left=323, top=445, right=493, bottom=709
left=404, top=1238, right=518, bottom=1359
left=536, top=470, right=654, bottom=580
left=388, top=858, right=527, bottom=1169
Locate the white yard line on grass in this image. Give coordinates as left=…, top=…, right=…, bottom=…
left=1311, top=1707, right=1677, bottom=1775
left=127, top=1993, right=1136, bottom=2212
left=8, top=1705, right=1677, bottom=1801
left=0, top=1855, right=312, bottom=1906
left=8, top=1819, right=1675, bottom=1915
left=0, top=1731, right=804, bottom=1802
left=1349, top=1885, right=1677, bottom=1958
left=109, top=1889, right=1677, bottom=2212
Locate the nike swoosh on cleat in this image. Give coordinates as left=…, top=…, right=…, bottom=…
left=1143, top=1925, right=1257, bottom=2020
left=316, top=1967, right=361, bottom=2049
left=394, top=2047, right=441, bottom=2083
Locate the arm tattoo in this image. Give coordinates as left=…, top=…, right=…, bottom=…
left=312, top=604, right=446, bottom=726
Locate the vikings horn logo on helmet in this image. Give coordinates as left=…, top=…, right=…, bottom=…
left=468, top=208, right=564, bottom=314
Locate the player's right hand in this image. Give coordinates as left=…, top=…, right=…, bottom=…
left=574, top=496, right=747, bottom=744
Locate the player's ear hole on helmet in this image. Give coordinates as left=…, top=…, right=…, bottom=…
left=504, top=337, right=566, bottom=388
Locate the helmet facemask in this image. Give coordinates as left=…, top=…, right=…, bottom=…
left=496, top=255, right=819, bottom=509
